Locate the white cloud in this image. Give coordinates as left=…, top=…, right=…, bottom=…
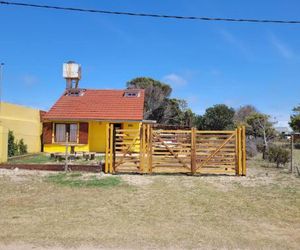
left=162, top=73, right=187, bottom=87
left=270, top=34, right=294, bottom=59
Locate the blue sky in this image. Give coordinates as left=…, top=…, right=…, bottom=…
left=0, top=0, right=300, bottom=126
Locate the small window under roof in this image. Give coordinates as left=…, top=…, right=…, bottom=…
left=65, top=88, right=86, bottom=97
left=124, top=90, right=140, bottom=98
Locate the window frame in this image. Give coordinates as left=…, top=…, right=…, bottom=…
left=54, top=123, right=79, bottom=144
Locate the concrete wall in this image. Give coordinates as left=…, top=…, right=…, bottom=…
left=0, top=102, right=42, bottom=162
left=0, top=124, right=8, bottom=163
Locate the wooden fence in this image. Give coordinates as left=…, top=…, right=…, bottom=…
left=105, top=124, right=246, bottom=175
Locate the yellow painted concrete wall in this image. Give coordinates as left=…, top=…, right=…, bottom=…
left=89, top=121, right=107, bottom=152
left=43, top=121, right=141, bottom=153
left=0, top=125, right=8, bottom=163
left=0, top=102, right=42, bottom=157
left=43, top=144, right=89, bottom=153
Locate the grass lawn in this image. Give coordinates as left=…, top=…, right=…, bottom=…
left=7, top=153, right=103, bottom=165
left=0, top=156, right=299, bottom=249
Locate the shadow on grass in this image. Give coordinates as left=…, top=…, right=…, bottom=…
left=46, top=173, right=121, bottom=188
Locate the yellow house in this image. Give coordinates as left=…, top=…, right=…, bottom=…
left=43, top=88, right=145, bottom=153
left=0, top=102, right=43, bottom=163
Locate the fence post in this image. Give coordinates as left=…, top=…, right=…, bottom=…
left=140, top=124, right=146, bottom=173
left=105, top=123, right=110, bottom=173
left=109, top=123, right=114, bottom=173
left=235, top=128, right=239, bottom=176
left=238, top=127, right=243, bottom=176
left=242, top=126, right=247, bottom=176
left=290, top=134, right=294, bottom=173
left=64, top=132, right=69, bottom=172
left=148, top=124, right=153, bottom=174
left=191, top=127, right=196, bottom=174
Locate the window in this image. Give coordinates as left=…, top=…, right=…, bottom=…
left=55, top=123, right=78, bottom=143
left=124, top=90, right=140, bottom=97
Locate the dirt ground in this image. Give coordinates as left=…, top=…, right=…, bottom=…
left=0, top=157, right=299, bottom=249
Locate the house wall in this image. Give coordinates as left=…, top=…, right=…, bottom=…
left=0, top=102, right=42, bottom=162
left=43, top=121, right=141, bottom=153
left=0, top=125, right=8, bottom=163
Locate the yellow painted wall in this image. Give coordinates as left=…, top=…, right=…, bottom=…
left=0, top=102, right=42, bottom=156
left=43, top=121, right=141, bottom=153
left=0, top=125, right=8, bottom=163
left=44, top=144, right=89, bottom=153
left=89, top=121, right=107, bottom=152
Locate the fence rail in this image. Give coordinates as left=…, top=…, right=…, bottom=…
left=105, top=124, right=246, bottom=175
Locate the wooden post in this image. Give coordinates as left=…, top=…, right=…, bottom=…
left=235, top=128, right=239, bottom=176
left=290, top=134, right=294, bottom=173
left=140, top=124, right=145, bottom=173
left=109, top=124, right=114, bottom=173
left=64, top=132, right=69, bottom=172
left=148, top=125, right=153, bottom=174
left=191, top=127, right=196, bottom=174
left=242, top=126, right=247, bottom=176
left=238, top=127, right=242, bottom=176
left=105, top=123, right=109, bottom=173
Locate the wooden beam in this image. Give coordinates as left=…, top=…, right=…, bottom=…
left=109, top=124, right=114, bottom=173
left=242, top=126, right=247, bottom=176
left=191, top=127, right=196, bottom=174
left=105, top=123, right=109, bottom=173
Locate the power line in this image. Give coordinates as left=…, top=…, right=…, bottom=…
left=1, top=1, right=300, bottom=25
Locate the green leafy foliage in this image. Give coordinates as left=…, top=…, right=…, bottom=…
left=7, top=130, right=28, bottom=157
left=8, top=130, right=16, bottom=157
left=267, top=145, right=290, bottom=168
left=196, top=104, right=235, bottom=130
left=289, top=105, right=300, bottom=132
left=127, top=77, right=197, bottom=126
left=18, top=139, right=28, bottom=155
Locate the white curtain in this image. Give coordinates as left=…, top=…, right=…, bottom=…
left=55, top=124, right=66, bottom=142
left=70, top=124, right=78, bottom=142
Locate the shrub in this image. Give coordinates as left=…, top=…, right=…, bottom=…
left=18, top=139, right=28, bottom=155
left=246, top=138, right=258, bottom=158
left=267, top=145, right=290, bottom=168
left=7, top=130, right=28, bottom=157
left=8, top=131, right=17, bottom=157
left=294, top=143, right=300, bottom=149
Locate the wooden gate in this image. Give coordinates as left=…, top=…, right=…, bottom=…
left=105, top=124, right=246, bottom=175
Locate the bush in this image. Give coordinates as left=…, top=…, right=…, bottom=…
left=246, top=138, right=258, bottom=158
left=7, top=130, right=28, bottom=157
left=294, top=143, right=300, bottom=149
left=8, top=131, right=17, bottom=157
left=18, top=139, right=28, bottom=155
left=267, top=145, right=290, bottom=168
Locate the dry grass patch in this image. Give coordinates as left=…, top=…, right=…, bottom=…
left=0, top=161, right=299, bottom=249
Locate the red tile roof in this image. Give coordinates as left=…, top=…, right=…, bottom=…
left=43, top=89, right=145, bottom=121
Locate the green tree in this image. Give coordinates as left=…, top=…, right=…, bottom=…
left=8, top=130, right=18, bottom=157
left=234, top=105, right=258, bottom=126
left=127, top=77, right=196, bottom=126
left=196, top=104, right=235, bottom=130
left=246, top=112, right=276, bottom=159
left=289, top=105, right=300, bottom=132
left=127, top=77, right=172, bottom=120
left=267, top=145, right=290, bottom=168
left=18, top=139, right=28, bottom=155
